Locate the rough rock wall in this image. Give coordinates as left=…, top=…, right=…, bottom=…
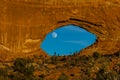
left=0, top=0, right=120, bottom=60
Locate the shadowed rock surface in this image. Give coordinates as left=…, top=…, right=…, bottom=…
left=0, top=0, right=120, bottom=60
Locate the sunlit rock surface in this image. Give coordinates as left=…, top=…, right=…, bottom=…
left=0, top=0, right=120, bottom=60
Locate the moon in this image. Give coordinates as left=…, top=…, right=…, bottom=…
left=52, top=32, right=58, bottom=38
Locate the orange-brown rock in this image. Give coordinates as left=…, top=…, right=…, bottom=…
left=0, top=0, right=120, bottom=60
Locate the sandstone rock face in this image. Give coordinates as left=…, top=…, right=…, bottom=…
left=0, top=0, right=120, bottom=60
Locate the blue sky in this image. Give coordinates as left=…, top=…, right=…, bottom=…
left=40, top=24, right=97, bottom=56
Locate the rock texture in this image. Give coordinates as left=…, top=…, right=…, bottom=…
left=0, top=0, right=120, bottom=60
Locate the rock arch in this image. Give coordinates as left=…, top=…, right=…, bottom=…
left=0, top=0, right=120, bottom=60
